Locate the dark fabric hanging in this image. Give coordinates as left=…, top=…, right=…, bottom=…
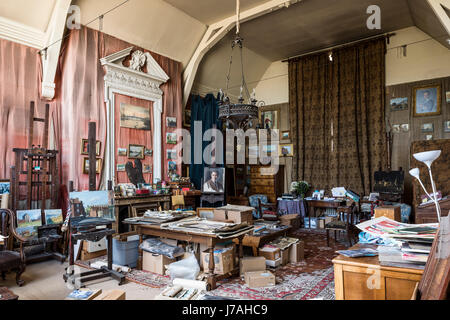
left=189, top=94, right=222, bottom=190
left=289, top=37, right=388, bottom=196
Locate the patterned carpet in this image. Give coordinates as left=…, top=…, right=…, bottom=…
left=76, top=228, right=349, bottom=300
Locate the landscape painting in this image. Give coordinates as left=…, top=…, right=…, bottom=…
left=69, top=190, right=112, bottom=218
left=45, top=209, right=63, bottom=225
left=120, top=103, right=151, bottom=130
left=16, top=209, right=42, bottom=238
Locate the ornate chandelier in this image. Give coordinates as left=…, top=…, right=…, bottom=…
left=218, top=0, right=264, bottom=130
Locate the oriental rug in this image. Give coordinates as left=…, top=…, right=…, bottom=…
left=75, top=228, right=348, bottom=300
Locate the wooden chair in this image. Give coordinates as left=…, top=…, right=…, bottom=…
left=257, top=198, right=279, bottom=221
left=0, top=209, right=26, bottom=286
left=325, top=202, right=359, bottom=247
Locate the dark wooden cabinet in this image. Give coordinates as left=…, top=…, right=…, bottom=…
left=249, top=165, right=285, bottom=203
left=415, top=198, right=450, bottom=224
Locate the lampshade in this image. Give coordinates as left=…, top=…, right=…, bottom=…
left=409, top=168, right=420, bottom=179
left=413, top=150, right=441, bottom=168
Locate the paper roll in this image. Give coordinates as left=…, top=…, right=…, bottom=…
left=1, top=193, right=9, bottom=209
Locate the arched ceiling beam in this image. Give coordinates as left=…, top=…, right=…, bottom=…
left=182, top=0, right=301, bottom=106
left=41, top=0, right=73, bottom=100
left=427, top=0, right=450, bottom=35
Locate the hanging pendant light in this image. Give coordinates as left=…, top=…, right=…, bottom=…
left=218, top=0, right=264, bottom=130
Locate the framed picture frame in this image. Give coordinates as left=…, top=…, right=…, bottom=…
left=120, top=103, right=151, bottom=130
left=166, top=133, right=177, bottom=145
left=168, top=161, right=177, bottom=172
left=421, top=123, right=434, bottom=133
left=0, top=179, right=10, bottom=195
left=82, top=158, right=102, bottom=174
left=281, top=131, right=291, bottom=140
left=444, top=121, right=450, bottom=133
left=197, top=208, right=215, bottom=220
left=279, top=144, right=294, bottom=157
left=392, top=125, right=401, bottom=133
left=413, top=84, right=441, bottom=117
left=390, top=97, right=408, bottom=111
left=184, top=109, right=191, bottom=127
left=117, top=164, right=126, bottom=172
left=118, top=148, right=127, bottom=157
left=167, top=149, right=177, bottom=160
left=81, top=139, right=101, bottom=156
left=143, top=164, right=152, bottom=174
left=16, top=209, right=42, bottom=238
left=202, top=167, right=225, bottom=194
left=128, top=144, right=145, bottom=159
left=144, top=148, right=153, bottom=157
left=259, top=106, right=280, bottom=130
left=166, top=117, right=177, bottom=128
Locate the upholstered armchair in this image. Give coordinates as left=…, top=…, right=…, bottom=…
left=248, top=195, right=278, bottom=221
left=0, top=209, right=26, bottom=286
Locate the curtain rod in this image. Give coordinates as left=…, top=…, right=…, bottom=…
left=281, top=32, right=396, bottom=62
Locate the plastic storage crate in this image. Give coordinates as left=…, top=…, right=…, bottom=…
left=111, top=236, right=140, bottom=268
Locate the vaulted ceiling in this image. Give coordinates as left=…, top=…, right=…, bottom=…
left=0, top=0, right=448, bottom=99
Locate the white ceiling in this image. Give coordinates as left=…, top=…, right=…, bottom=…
left=163, top=0, right=272, bottom=25
left=0, top=0, right=56, bottom=31
left=0, top=0, right=448, bottom=98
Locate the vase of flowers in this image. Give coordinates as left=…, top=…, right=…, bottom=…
left=291, top=181, right=309, bottom=199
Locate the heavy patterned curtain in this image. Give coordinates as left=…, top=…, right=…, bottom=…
left=289, top=37, right=387, bottom=196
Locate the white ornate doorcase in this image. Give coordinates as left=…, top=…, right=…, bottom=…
left=101, top=47, right=170, bottom=184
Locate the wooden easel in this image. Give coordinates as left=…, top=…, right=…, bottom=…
left=10, top=101, right=64, bottom=263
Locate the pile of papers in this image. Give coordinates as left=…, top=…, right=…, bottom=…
left=356, top=217, right=437, bottom=269
left=124, top=211, right=195, bottom=225
left=161, top=217, right=254, bottom=239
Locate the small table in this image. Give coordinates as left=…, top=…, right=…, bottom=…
left=132, top=223, right=251, bottom=290
left=0, top=287, right=18, bottom=300
left=306, top=199, right=346, bottom=228
left=333, top=244, right=423, bottom=300
left=233, top=225, right=292, bottom=257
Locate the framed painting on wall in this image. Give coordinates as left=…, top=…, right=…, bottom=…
left=81, top=139, right=101, bottom=156
left=413, top=85, right=441, bottom=117
left=82, top=158, right=102, bottom=174
left=128, top=144, right=145, bottom=159
left=120, top=103, right=151, bottom=130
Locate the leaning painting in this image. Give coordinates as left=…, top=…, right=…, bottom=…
left=69, top=191, right=114, bottom=219
left=120, top=103, right=151, bottom=130
left=16, top=209, right=42, bottom=238
left=413, top=85, right=441, bottom=117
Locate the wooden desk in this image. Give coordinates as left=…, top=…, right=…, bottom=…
left=333, top=244, right=423, bottom=300
left=134, top=224, right=249, bottom=290
left=233, top=226, right=292, bottom=256
left=113, top=195, right=171, bottom=233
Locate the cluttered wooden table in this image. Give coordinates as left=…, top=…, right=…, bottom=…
left=124, top=212, right=254, bottom=290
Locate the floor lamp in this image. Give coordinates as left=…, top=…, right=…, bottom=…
left=409, top=150, right=442, bottom=223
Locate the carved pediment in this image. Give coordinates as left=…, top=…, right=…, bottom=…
left=100, top=47, right=169, bottom=90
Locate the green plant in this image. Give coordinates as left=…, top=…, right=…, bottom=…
left=291, top=181, right=309, bottom=197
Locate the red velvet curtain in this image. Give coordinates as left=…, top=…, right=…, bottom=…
left=0, top=38, right=51, bottom=178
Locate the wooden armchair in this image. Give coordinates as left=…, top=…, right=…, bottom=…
left=257, top=198, right=279, bottom=221
left=0, top=209, right=26, bottom=286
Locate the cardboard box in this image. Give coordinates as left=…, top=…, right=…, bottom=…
left=240, top=257, right=266, bottom=276
left=200, top=247, right=234, bottom=275
left=94, top=290, right=126, bottom=300
left=280, top=247, right=290, bottom=266
left=279, top=214, right=301, bottom=229
left=80, top=249, right=107, bottom=261
left=244, top=271, right=276, bottom=288
left=265, top=258, right=281, bottom=268
left=375, top=206, right=401, bottom=221
left=259, top=246, right=281, bottom=261
left=317, top=216, right=336, bottom=229
left=289, top=241, right=305, bottom=263
left=214, top=205, right=254, bottom=225
left=142, top=251, right=176, bottom=275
